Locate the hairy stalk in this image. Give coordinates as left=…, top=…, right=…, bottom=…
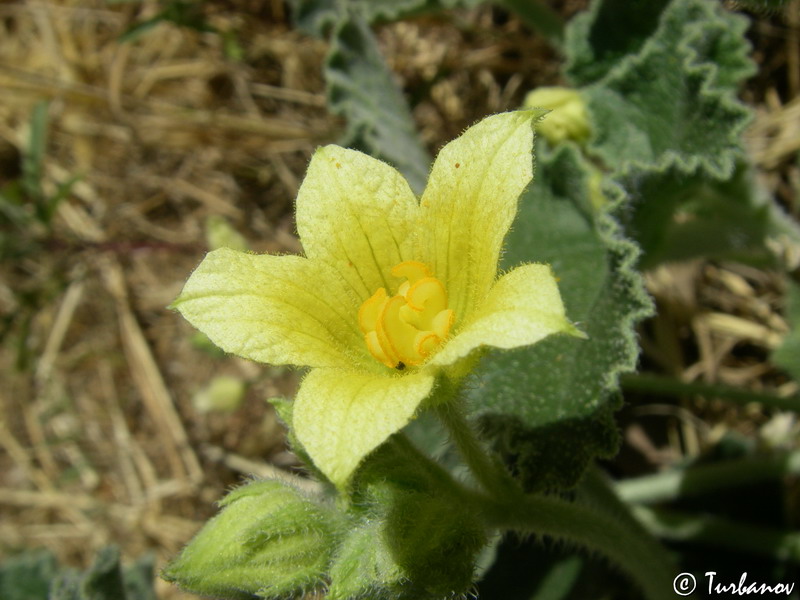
left=432, top=398, right=676, bottom=600
left=480, top=492, right=676, bottom=600
left=434, top=400, right=522, bottom=501
left=390, top=432, right=484, bottom=502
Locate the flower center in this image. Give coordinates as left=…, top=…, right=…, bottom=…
left=358, top=261, right=455, bottom=369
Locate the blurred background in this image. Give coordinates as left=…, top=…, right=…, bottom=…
left=0, top=1, right=798, bottom=598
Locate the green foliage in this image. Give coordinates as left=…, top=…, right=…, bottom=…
left=163, top=479, right=340, bottom=599
left=325, top=13, right=431, bottom=194
left=562, top=0, right=800, bottom=268
left=0, top=547, right=156, bottom=600
left=0, top=550, right=58, bottom=600
left=573, top=0, right=754, bottom=177
left=620, top=160, right=800, bottom=268
left=466, top=143, right=652, bottom=491
left=773, top=281, right=800, bottom=384
left=0, top=102, right=79, bottom=371
left=0, top=101, right=77, bottom=237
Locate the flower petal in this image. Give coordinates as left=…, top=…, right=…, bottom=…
left=419, top=109, right=546, bottom=322
left=293, top=369, right=435, bottom=487
left=173, top=248, right=363, bottom=368
left=429, top=263, right=583, bottom=366
left=296, top=145, right=420, bottom=301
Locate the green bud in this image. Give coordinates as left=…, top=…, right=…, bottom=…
left=193, top=376, right=246, bottom=413
left=205, top=215, right=249, bottom=252
left=524, top=87, right=591, bottom=145
left=163, top=480, right=340, bottom=600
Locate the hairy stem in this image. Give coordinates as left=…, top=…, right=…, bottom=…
left=480, top=491, right=677, bottom=600
left=432, top=399, right=676, bottom=600
left=434, top=400, right=522, bottom=500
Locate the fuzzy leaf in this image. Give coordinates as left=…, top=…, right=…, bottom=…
left=324, top=13, right=431, bottom=194
left=568, top=0, right=754, bottom=178
left=564, top=0, right=670, bottom=86
left=465, top=143, right=652, bottom=491
left=163, top=480, right=339, bottom=600
left=0, top=551, right=57, bottom=600
left=566, top=0, right=754, bottom=90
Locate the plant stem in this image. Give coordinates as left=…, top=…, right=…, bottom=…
left=479, top=491, right=676, bottom=600
left=433, top=401, right=676, bottom=600
left=391, top=432, right=482, bottom=502
left=621, top=373, right=800, bottom=412
left=632, top=505, right=800, bottom=563
left=616, top=450, right=800, bottom=504
left=434, top=401, right=522, bottom=500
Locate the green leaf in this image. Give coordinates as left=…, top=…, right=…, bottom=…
left=564, top=0, right=671, bottom=86
left=163, top=479, right=340, bottom=600
left=620, top=160, right=800, bottom=268
left=773, top=281, right=800, bottom=384
left=22, top=101, right=49, bottom=213
left=121, top=554, right=157, bottom=600
left=80, top=546, right=127, bottom=600
left=0, top=546, right=157, bottom=600
left=465, top=142, right=652, bottom=491
left=0, top=550, right=58, bottom=600
left=324, top=13, right=431, bottom=194
left=568, top=0, right=754, bottom=178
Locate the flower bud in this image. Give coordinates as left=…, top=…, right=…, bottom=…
left=163, top=479, right=339, bottom=599
left=525, top=87, right=591, bottom=145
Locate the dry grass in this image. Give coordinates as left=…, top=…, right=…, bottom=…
left=0, top=0, right=798, bottom=598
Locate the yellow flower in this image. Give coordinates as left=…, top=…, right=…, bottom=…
left=173, top=110, right=583, bottom=487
